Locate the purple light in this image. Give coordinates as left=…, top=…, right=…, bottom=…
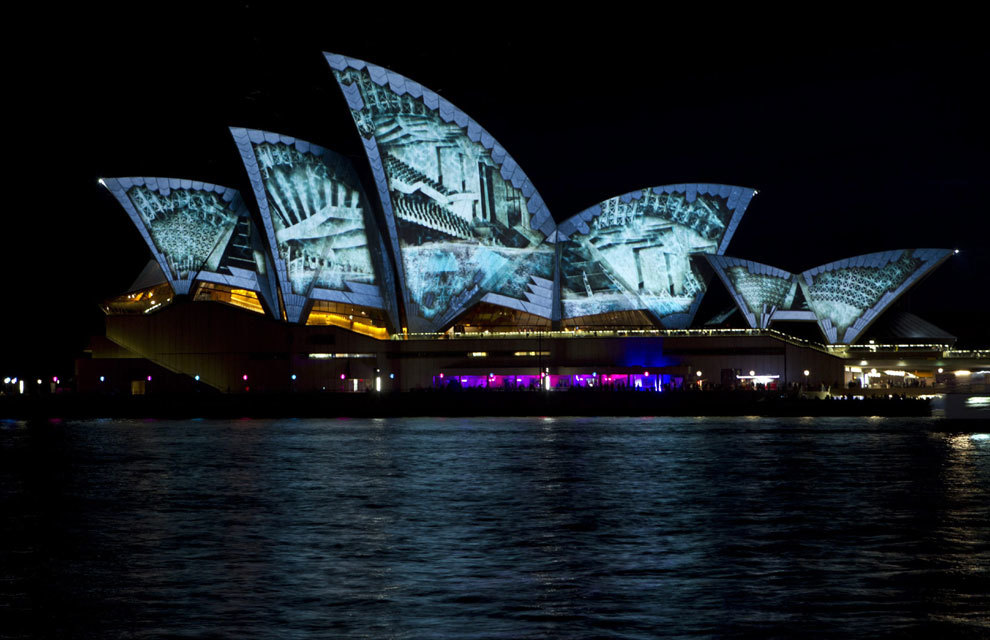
left=340, top=373, right=346, bottom=380
left=242, top=374, right=248, bottom=381
left=146, top=376, right=152, bottom=382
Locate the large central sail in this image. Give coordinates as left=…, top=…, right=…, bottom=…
left=327, top=53, right=556, bottom=332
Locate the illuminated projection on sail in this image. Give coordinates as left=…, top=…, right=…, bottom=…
left=102, top=178, right=246, bottom=295
left=798, top=248, right=952, bottom=344
left=556, top=185, right=754, bottom=328
left=327, top=54, right=555, bottom=332
left=705, top=256, right=797, bottom=329
left=232, top=128, right=398, bottom=327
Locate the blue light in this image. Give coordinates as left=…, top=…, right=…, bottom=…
left=291, top=374, right=297, bottom=381
left=194, top=375, right=200, bottom=381
left=99, top=376, right=105, bottom=382
left=389, top=373, right=395, bottom=379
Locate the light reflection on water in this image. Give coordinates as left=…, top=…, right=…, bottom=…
left=2, top=417, right=988, bottom=638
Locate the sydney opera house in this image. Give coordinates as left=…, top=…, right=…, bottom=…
left=79, top=53, right=975, bottom=395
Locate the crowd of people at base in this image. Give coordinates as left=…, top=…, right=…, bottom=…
left=429, top=380, right=843, bottom=393
left=856, top=378, right=932, bottom=389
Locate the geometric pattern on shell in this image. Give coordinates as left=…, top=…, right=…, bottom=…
left=704, top=255, right=796, bottom=329
left=326, top=53, right=556, bottom=332
left=102, top=177, right=248, bottom=297
left=231, top=127, right=400, bottom=328
left=798, top=248, right=953, bottom=344
left=556, top=184, right=755, bottom=328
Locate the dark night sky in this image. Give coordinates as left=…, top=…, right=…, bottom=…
left=3, top=8, right=988, bottom=377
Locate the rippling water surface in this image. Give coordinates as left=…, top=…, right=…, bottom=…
left=2, top=417, right=989, bottom=638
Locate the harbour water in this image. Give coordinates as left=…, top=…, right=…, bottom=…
left=2, top=417, right=988, bottom=638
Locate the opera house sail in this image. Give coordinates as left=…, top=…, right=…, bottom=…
left=102, top=177, right=279, bottom=316
left=797, top=249, right=952, bottom=344
left=704, top=256, right=798, bottom=329
left=232, top=128, right=400, bottom=330
left=702, top=249, right=954, bottom=344
left=555, top=185, right=754, bottom=328
left=326, top=53, right=556, bottom=333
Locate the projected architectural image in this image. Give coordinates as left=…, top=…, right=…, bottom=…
left=327, top=54, right=555, bottom=331
left=232, top=128, right=398, bottom=327
left=705, top=256, right=797, bottom=329
left=100, top=54, right=958, bottom=355
left=102, top=178, right=246, bottom=295
left=798, top=248, right=952, bottom=344
left=557, top=185, right=754, bottom=327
